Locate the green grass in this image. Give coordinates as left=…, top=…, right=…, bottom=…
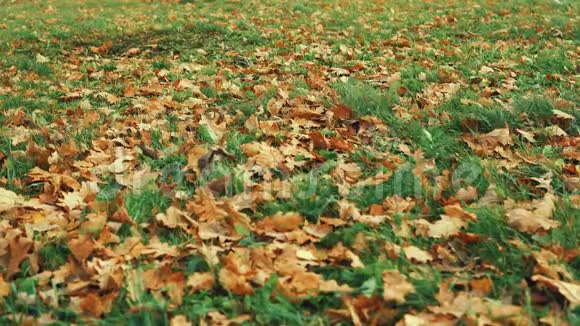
left=125, top=189, right=170, bottom=224
left=0, top=0, right=578, bottom=324
left=333, top=79, right=398, bottom=122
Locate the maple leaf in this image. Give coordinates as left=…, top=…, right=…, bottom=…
left=414, top=216, right=468, bottom=239
left=532, top=249, right=574, bottom=281
left=67, top=234, right=95, bottom=261
left=505, top=193, right=559, bottom=233
left=382, top=270, right=415, bottom=303
left=79, top=293, right=105, bottom=318
left=430, top=289, right=527, bottom=324
left=402, top=245, right=433, bottom=263
left=454, top=186, right=479, bottom=203
left=241, top=141, right=285, bottom=169
left=277, top=271, right=322, bottom=300
left=7, top=230, right=33, bottom=278
left=333, top=162, right=362, bottom=184
left=463, top=127, right=513, bottom=154
left=155, top=206, right=192, bottom=229
left=186, top=272, right=215, bottom=294
left=188, top=188, right=228, bottom=222
left=256, top=211, right=304, bottom=233
left=219, top=252, right=255, bottom=295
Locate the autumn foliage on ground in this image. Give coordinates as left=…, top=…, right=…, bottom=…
left=0, top=0, right=578, bottom=325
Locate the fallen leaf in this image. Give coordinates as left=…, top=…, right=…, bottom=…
left=0, top=188, right=21, bottom=212
left=186, top=272, right=215, bottom=293
left=532, top=275, right=580, bottom=307
left=79, top=293, right=104, bottom=318
left=36, top=53, right=50, bottom=63
left=67, top=234, right=95, bottom=261
left=256, top=211, right=304, bottom=233
left=469, top=277, right=493, bottom=295
left=403, top=245, right=433, bottom=263
left=170, top=315, right=192, bottom=326
left=8, top=231, right=33, bottom=277
left=443, top=204, right=477, bottom=221
left=187, top=188, right=228, bottom=222
left=0, top=274, right=11, bottom=298
left=382, top=270, right=415, bottom=303
left=505, top=194, right=559, bottom=233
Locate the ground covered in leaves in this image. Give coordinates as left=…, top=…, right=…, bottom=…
left=0, top=0, right=579, bottom=325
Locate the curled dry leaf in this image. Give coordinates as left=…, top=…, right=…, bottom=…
left=241, top=142, right=285, bottom=169
left=430, top=291, right=527, bottom=324
left=532, top=275, right=580, bottom=308
left=333, top=163, right=362, bottom=184
left=396, top=313, right=456, bottom=326
left=79, top=293, right=105, bottom=318
left=443, top=204, right=477, bottom=221
left=455, top=186, right=478, bottom=203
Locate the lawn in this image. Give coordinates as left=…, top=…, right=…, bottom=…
left=0, top=0, right=578, bottom=324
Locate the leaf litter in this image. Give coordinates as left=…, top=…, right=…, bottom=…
left=0, top=0, right=578, bottom=324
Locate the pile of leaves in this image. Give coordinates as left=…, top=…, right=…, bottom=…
left=0, top=0, right=578, bottom=324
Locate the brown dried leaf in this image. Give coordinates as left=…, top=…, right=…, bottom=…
left=382, top=270, right=415, bottom=303
left=188, top=188, right=228, bottom=222
left=0, top=274, right=11, bottom=298
left=443, top=204, right=477, bottom=221
left=532, top=275, right=580, bottom=307
left=0, top=188, right=22, bottom=212
left=505, top=194, right=559, bottom=233
left=186, top=272, right=215, bottom=293
left=8, top=231, right=33, bottom=277
left=256, top=212, right=304, bottom=233
left=170, top=315, right=192, bottom=326
left=67, top=234, right=94, bottom=262
left=403, top=245, right=433, bottom=263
